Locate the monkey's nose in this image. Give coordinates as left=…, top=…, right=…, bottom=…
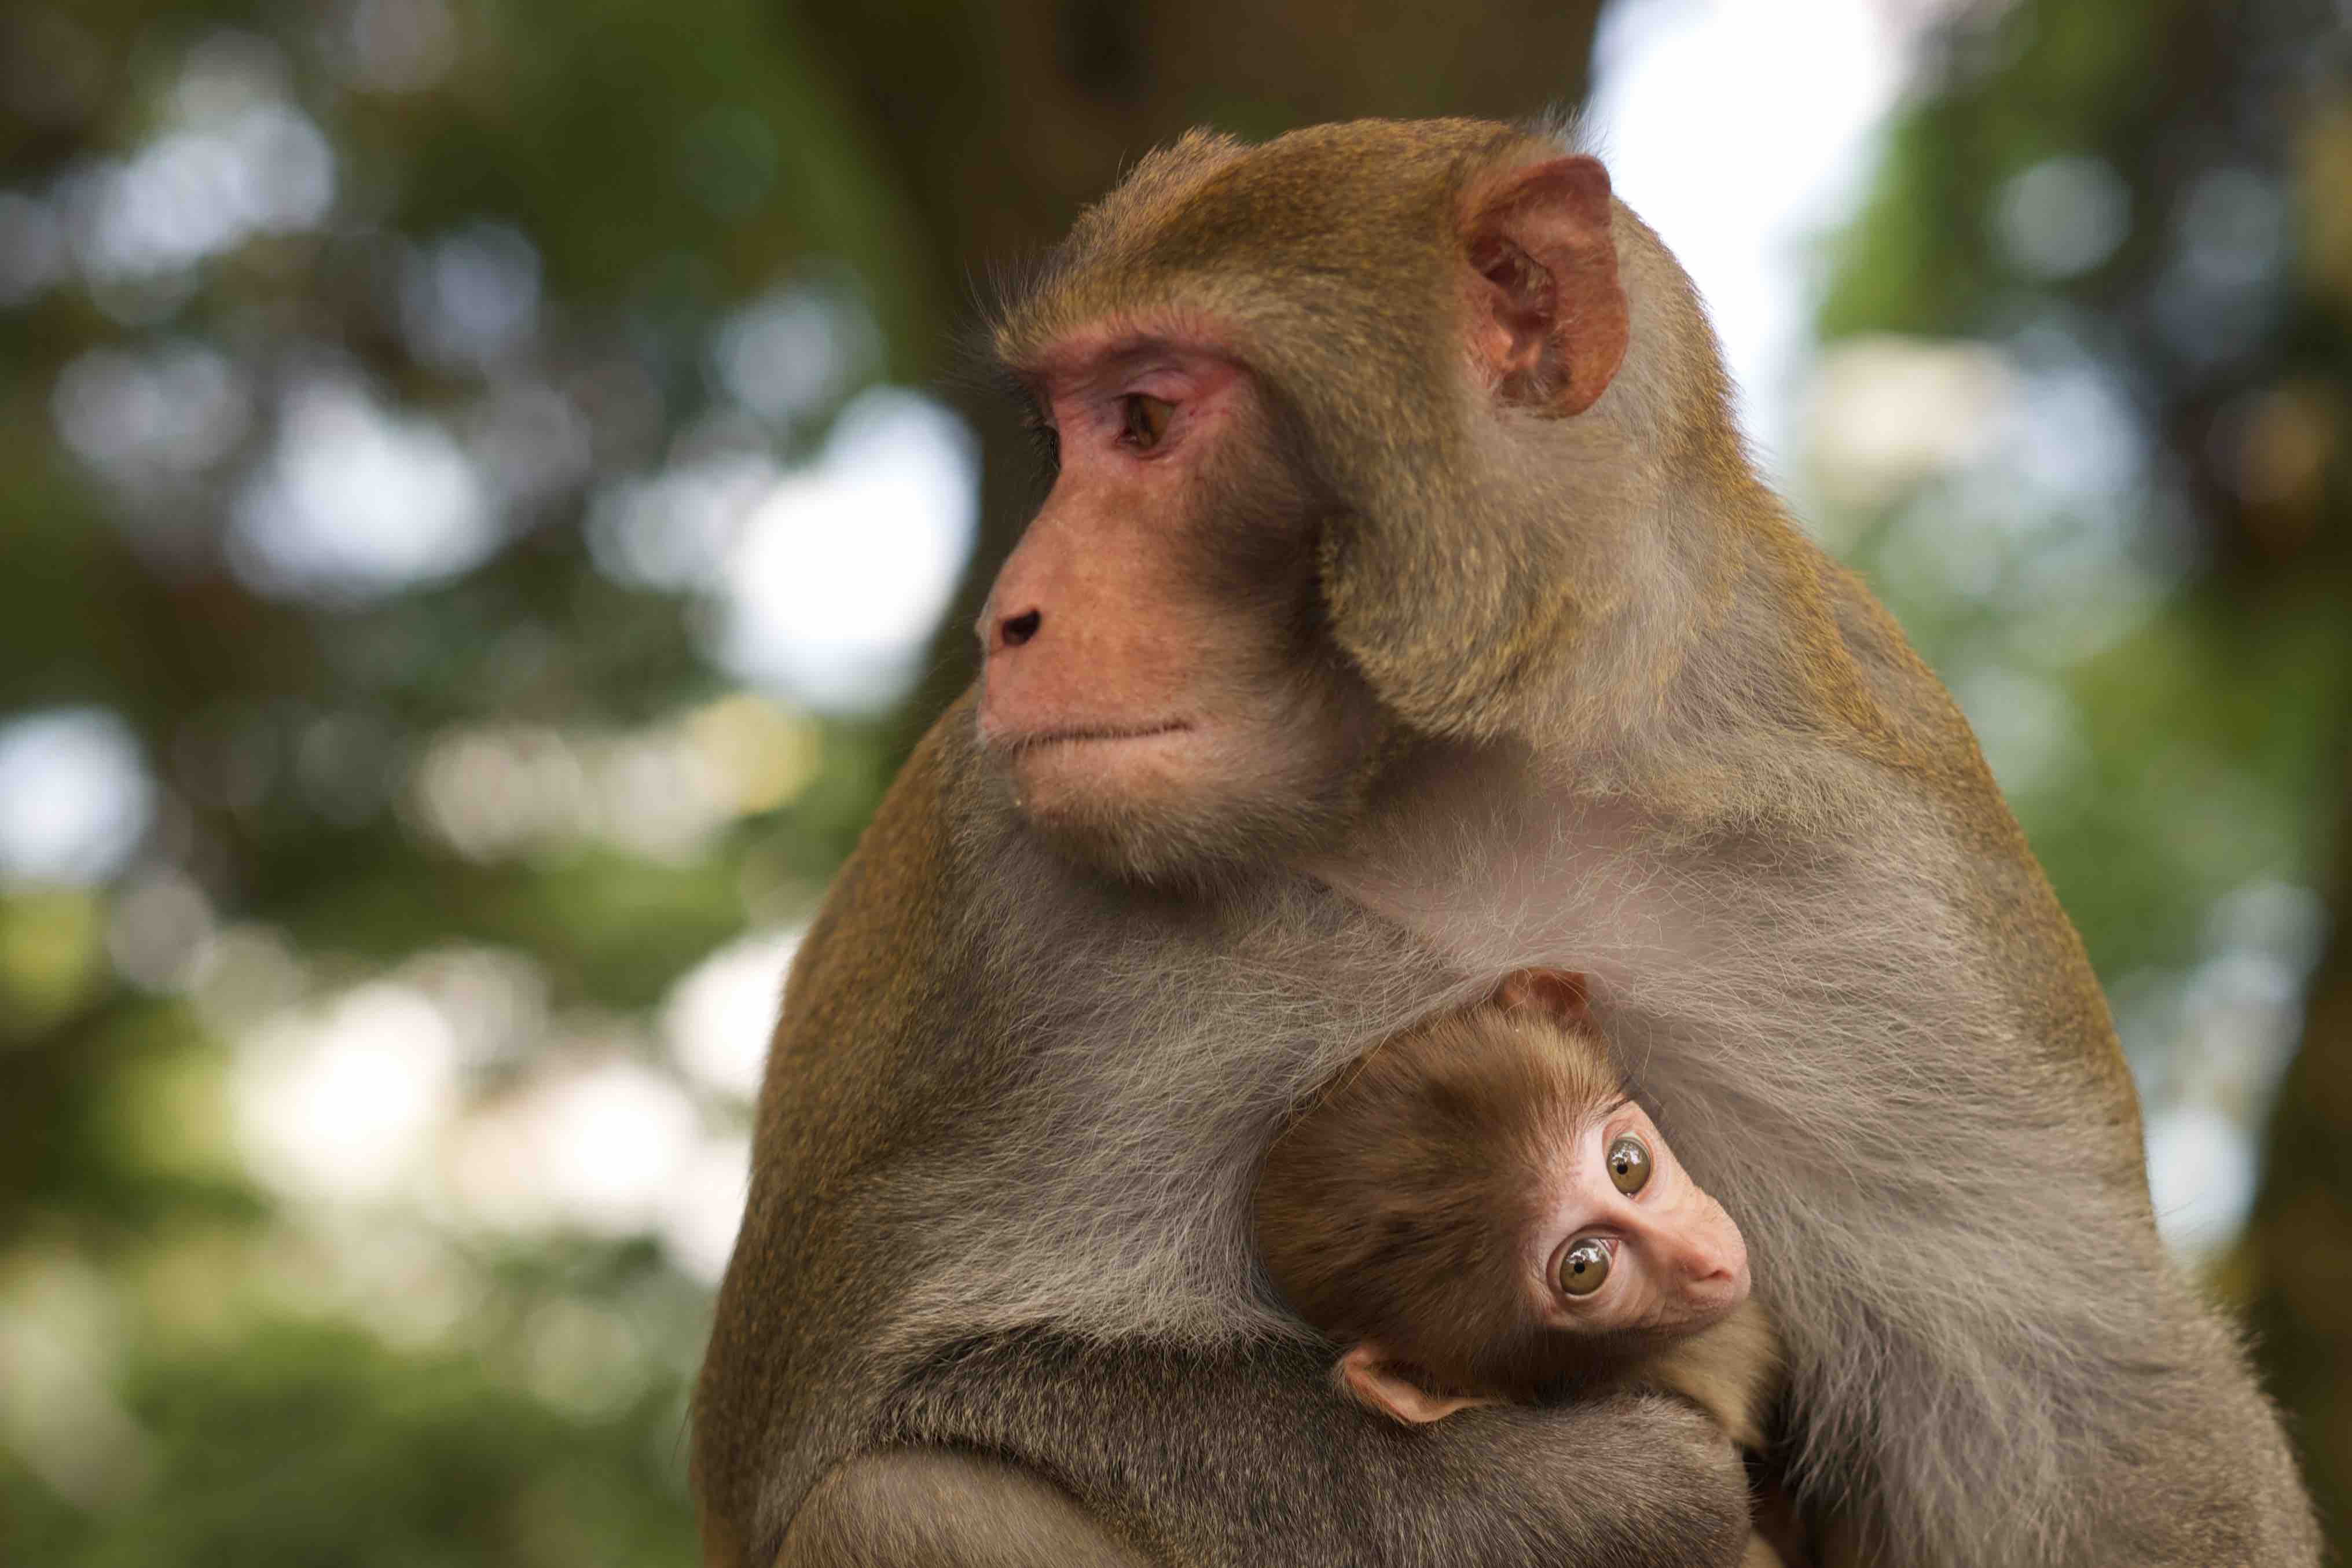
left=994, top=608, right=1042, bottom=651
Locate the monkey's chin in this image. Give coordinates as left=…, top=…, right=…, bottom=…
left=1005, top=731, right=1340, bottom=891
left=1006, top=725, right=1195, bottom=817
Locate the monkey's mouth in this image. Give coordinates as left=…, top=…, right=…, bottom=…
left=1003, top=721, right=1191, bottom=755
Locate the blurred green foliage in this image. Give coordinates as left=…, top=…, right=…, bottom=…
left=6, top=1317, right=694, bottom=1568
left=0, top=0, right=925, bottom=1556
left=1821, top=0, right=2352, bottom=980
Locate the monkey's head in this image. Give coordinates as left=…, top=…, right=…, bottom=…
left=975, top=120, right=1732, bottom=886
left=1254, top=970, right=1750, bottom=1425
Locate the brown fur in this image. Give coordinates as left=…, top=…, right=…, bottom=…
left=694, top=117, right=2319, bottom=1568
left=777, top=1452, right=1151, bottom=1568
left=692, top=706, right=1755, bottom=1568
left=995, top=120, right=1630, bottom=745
left=1256, top=1007, right=1626, bottom=1395
left=1253, top=1004, right=1782, bottom=1440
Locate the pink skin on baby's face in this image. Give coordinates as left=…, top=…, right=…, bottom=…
left=1532, top=1096, right=1748, bottom=1338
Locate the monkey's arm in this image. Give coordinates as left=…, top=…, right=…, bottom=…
left=773, top=1352, right=1751, bottom=1568
left=798, top=1333, right=1753, bottom=1568
left=779, top=1451, right=1150, bottom=1568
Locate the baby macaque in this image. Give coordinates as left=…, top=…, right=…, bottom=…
left=1255, top=970, right=1794, bottom=1566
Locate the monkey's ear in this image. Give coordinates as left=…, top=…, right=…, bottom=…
left=1495, top=967, right=1591, bottom=1026
left=1335, top=1344, right=1489, bottom=1426
left=1462, top=156, right=1628, bottom=417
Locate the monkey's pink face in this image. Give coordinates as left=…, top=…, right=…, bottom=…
left=1532, top=1100, right=1749, bottom=1340
left=976, top=333, right=1383, bottom=884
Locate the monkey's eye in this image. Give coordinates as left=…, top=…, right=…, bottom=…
left=1119, top=393, right=1173, bottom=451
left=1606, top=1134, right=1652, bottom=1195
left=1558, top=1237, right=1612, bottom=1297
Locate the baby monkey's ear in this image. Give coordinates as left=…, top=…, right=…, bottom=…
left=1493, top=967, right=1591, bottom=1026
left=1335, top=1344, right=1492, bottom=1426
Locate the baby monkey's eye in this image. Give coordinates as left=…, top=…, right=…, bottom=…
left=1120, top=393, right=1173, bottom=450
left=1607, top=1134, right=1652, bottom=1195
left=1558, top=1237, right=1612, bottom=1297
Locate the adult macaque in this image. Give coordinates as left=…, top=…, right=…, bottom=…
left=1255, top=970, right=1793, bottom=1568
left=695, top=119, right=2317, bottom=1567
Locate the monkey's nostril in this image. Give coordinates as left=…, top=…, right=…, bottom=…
left=1000, top=608, right=1043, bottom=648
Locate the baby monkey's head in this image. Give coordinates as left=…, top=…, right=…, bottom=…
left=1254, top=970, right=1748, bottom=1423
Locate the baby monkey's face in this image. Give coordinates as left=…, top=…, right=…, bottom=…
left=1529, top=1099, right=1748, bottom=1341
